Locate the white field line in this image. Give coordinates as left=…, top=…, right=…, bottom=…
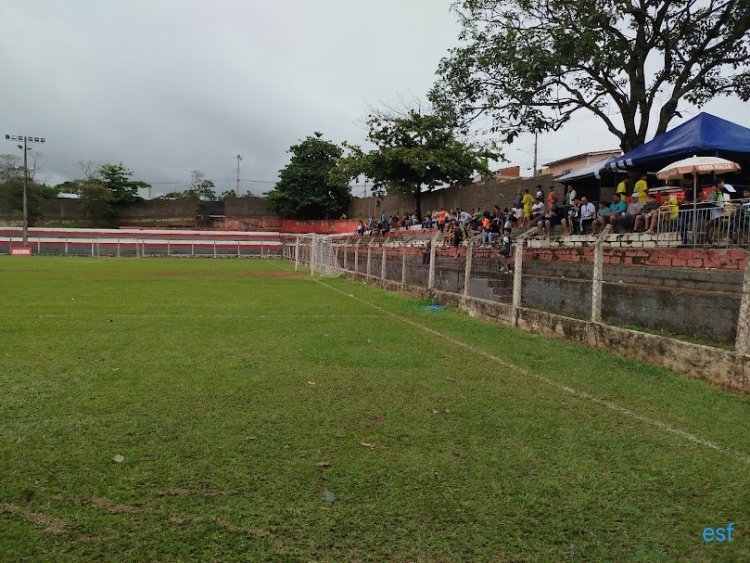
left=272, top=259, right=750, bottom=467
left=15, top=314, right=382, bottom=320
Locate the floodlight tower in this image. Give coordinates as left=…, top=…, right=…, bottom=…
left=4, top=134, right=46, bottom=246
left=235, top=154, right=242, bottom=195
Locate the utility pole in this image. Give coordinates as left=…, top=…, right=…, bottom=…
left=235, top=154, right=242, bottom=195
left=533, top=131, right=538, bottom=177
left=4, top=134, right=45, bottom=247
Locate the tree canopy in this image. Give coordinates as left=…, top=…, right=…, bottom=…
left=431, top=0, right=750, bottom=151
left=164, top=170, right=217, bottom=200
left=99, top=163, right=147, bottom=203
left=266, top=133, right=351, bottom=219
left=338, top=108, right=495, bottom=220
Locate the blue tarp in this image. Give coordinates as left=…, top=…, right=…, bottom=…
left=609, top=113, right=750, bottom=170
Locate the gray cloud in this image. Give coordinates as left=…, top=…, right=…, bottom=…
left=2, top=1, right=748, bottom=195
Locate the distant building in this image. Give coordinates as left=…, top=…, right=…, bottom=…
left=473, top=164, right=523, bottom=183
left=137, top=186, right=152, bottom=200
left=543, top=149, right=622, bottom=177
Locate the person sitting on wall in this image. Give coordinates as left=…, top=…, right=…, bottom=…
left=633, top=193, right=659, bottom=232
left=355, top=220, right=366, bottom=236
left=561, top=196, right=580, bottom=235
left=531, top=196, right=546, bottom=225
left=591, top=200, right=610, bottom=235
left=617, top=192, right=644, bottom=232
left=645, top=191, right=679, bottom=234
left=537, top=193, right=561, bottom=237
left=577, top=196, right=596, bottom=234
left=593, top=193, right=627, bottom=234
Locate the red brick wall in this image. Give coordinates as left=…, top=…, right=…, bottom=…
left=524, top=247, right=746, bottom=270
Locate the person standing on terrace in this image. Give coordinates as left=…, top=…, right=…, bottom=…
left=634, top=174, right=648, bottom=204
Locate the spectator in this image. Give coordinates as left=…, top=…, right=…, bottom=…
left=616, top=178, right=629, bottom=199
left=536, top=185, right=544, bottom=199
left=618, top=192, right=644, bottom=231
left=563, top=184, right=577, bottom=205
left=355, top=220, right=365, bottom=236
left=531, top=197, right=546, bottom=224
left=437, top=208, right=448, bottom=232
left=593, top=193, right=627, bottom=234
left=513, top=189, right=523, bottom=209
left=546, top=186, right=556, bottom=210
left=591, top=201, right=610, bottom=234
left=645, top=192, right=678, bottom=234
left=634, top=193, right=659, bottom=232
left=634, top=174, right=648, bottom=204
left=577, top=196, right=596, bottom=234
left=561, top=196, right=580, bottom=235
left=537, top=193, right=561, bottom=237
left=500, top=228, right=512, bottom=257
left=521, top=189, right=535, bottom=227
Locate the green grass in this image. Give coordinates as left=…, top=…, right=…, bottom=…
left=1, top=256, right=748, bottom=561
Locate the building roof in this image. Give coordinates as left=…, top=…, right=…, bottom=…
left=543, top=149, right=621, bottom=167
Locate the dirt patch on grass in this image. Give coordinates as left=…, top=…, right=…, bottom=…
left=91, top=497, right=151, bottom=514
left=0, top=502, right=70, bottom=534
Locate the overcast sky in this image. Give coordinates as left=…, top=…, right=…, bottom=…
left=2, top=1, right=749, bottom=197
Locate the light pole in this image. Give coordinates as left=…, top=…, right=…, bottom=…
left=515, top=132, right=540, bottom=176
left=4, top=134, right=45, bottom=246
left=235, top=154, right=242, bottom=195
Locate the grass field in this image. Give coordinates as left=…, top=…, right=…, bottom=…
left=1, top=256, right=749, bottom=561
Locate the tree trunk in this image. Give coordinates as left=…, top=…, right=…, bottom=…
left=414, top=185, right=422, bottom=223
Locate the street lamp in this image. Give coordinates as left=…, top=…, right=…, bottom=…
left=4, top=134, right=46, bottom=246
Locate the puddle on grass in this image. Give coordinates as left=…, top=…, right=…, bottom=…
left=418, top=305, right=446, bottom=312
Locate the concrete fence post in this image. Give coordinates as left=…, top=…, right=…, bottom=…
left=66, top=239, right=69, bottom=256
left=380, top=241, right=387, bottom=280
left=401, top=242, right=407, bottom=285
left=463, top=240, right=473, bottom=298
left=354, top=241, right=360, bottom=273
left=735, top=251, right=750, bottom=355
left=343, top=243, right=348, bottom=271
left=366, top=241, right=373, bottom=280
left=294, top=236, right=300, bottom=271
left=511, top=240, right=524, bottom=326
left=591, top=242, right=604, bottom=323
left=310, top=234, right=317, bottom=276
left=427, top=232, right=439, bottom=290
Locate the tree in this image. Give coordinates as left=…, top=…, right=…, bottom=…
left=79, top=180, right=115, bottom=226
left=0, top=153, right=46, bottom=225
left=338, top=108, right=495, bottom=220
left=266, top=132, right=351, bottom=219
left=99, top=163, right=146, bottom=203
left=431, top=0, right=750, bottom=152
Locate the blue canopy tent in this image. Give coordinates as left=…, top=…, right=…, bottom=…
left=609, top=112, right=750, bottom=175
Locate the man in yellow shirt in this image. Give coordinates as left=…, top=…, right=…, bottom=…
left=521, top=189, right=535, bottom=226
left=634, top=174, right=648, bottom=204
left=616, top=178, right=629, bottom=198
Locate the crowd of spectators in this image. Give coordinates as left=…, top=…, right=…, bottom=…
left=353, top=179, right=750, bottom=246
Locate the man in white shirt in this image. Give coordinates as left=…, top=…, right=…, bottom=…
left=577, top=196, right=596, bottom=233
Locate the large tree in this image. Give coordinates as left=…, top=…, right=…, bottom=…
left=339, top=108, right=495, bottom=220
left=99, top=163, right=148, bottom=203
left=266, top=133, right=351, bottom=219
left=431, top=0, right=750, bottom=152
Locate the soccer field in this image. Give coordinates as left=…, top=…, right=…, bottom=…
left=1, top=257, right=748, bottom=561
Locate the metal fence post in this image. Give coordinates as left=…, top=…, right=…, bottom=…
left=463, top=240, right=473, bottom=298
left=735, top=251, right=750, bottom=355
left=427, top=232, right=439, bottom=290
